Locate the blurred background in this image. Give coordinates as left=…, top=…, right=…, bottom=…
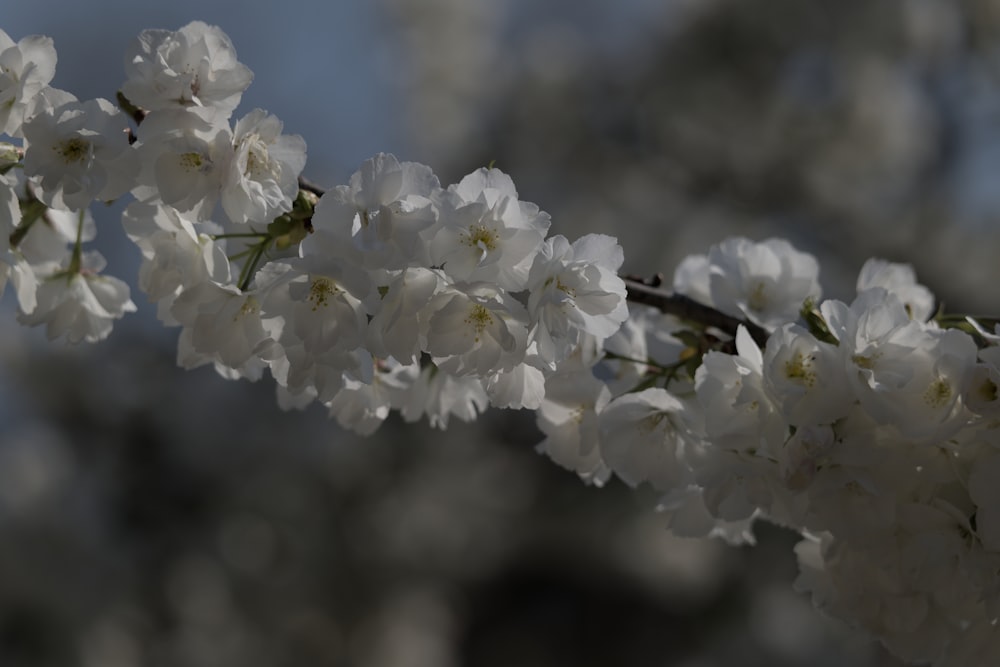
left=4, top=0, right=1000, bottom=664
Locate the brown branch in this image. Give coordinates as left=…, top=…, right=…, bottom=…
left=115, top=91, right=147, bottom=127
left=623, top=276, right=770, bottom=347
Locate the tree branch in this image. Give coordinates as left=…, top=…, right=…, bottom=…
left=297, top=176, right=326, bottom=197
left=622, top=275, right=770, bottom=347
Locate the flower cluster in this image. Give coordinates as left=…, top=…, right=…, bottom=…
left=4, top=19, right=1000, bottom=667
left=170, top=151, right=629, bottom=434
left=0, top=22, right=629, bottom=434
left=565, top=235, right=1000, bottom=665
left=0, top=21, right=306, bottom=342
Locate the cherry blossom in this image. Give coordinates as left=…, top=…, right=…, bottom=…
left=5, top=21, right=1000, bottom=666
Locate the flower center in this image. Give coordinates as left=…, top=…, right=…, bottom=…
left=55, top=137, right=90, bottom=164
left=243, top=136, right=273, bottom=179
left=924, top=378, right=953, bottom=408
left=747, top=282, right=768, bottom=312
left=463, top=225, right=498, bottom=253
left=308, top=277, right=340, bottom=311
left=179, top=151, right=210, bottom=172
left=465, top=304, right=494, bottom=342
left=784, top=352, right=817, bottom=388
left=851, top=352, right=880, bottom=370
left=232, top=296, right=260, bottom=322
left=977, top=378, right=998, bottom=403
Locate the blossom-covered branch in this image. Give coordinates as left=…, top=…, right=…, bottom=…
left=292, top=179, right=773, bottom=347
left=5, top=20, right=1000, bottom=667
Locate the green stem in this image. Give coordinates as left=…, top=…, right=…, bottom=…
left=603, top=349, right=677, bottom=371
left=214, top=186, right=319, bottom=291
left=941, top=314, right=998, bottom=328
left=938, top=315, right=1000, bottom=345
left=237, top=239, right=271, bottom=292
left=604, top=350, right=696, bottom=394
left=227, top=247, right=259, bottom=262
left=67, top=209, right=85, bottom=275
left=212, top=232, right=270, bottom=240
left=0, top=143, right=22, bottom=175
left=10, top=198, right=47, bottom=248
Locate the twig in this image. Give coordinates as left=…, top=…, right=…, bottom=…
left=297, top=176, right=326, bottom=197
left=623, top=276, right=770, bottom=347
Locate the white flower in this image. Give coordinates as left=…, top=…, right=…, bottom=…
left=707, top=236, right=821, bottom=329
left=259, top=258, right=371, bottom=356
left=396, top=364, right=489, bottom=430
left=672, top=252, right=712, bottom=304
left=795, top=532, right=956, bottom=665
left=424, top=282, right=529, bottom=376
left=0, top=29, right=56, bottom=137
left=11, top=198, right=96, bottom=278
left=968, top=345, right=1000, bottom=416
left=483, top=348, right=548, bottom=410
left=777, top=424, right=835, bottom=492
left=0, top=174, right=36, bottom=313
left=599, top=387, right=689, bottom=491
left=430, top=166, right=550, bottom=291
left=0, top=173, right=18, bottom=249
left=132, top=108, right=232, bottom=220
left=526, top=233, right=629, bottom=364
left=366, top=267, right=443, bottom=364
left=688, top=446, right=778, bottom=524
left=304, top=153, right=440, bottom=271
left=0, top=250, right=37, bottom=314
left=254, top=255, right=377, bottom=402
left=762, top=323, right=851, bottom=427
left=254, top=258, right=374, bottom=401
left=325, top=376, right=393, bottom=436
left=535, top=366, right=611, bottom=484
left=170, top=281, right=277, bottom=371
left=655, top=486, right=719, bottom=539
left=18, top=251, right=135, bottom=343
left=321, top=360, right=410, bottom=435
left=823, top=290, right=916, bottom=403
left=121, top=21, right=253, bottom=117
left=658, top=486, right=763, bottom=544
left=121, top=202, right=230, bottom=321
left=823, top=289, right=977, bottom=440
left=694, top=325, right=786, bottom=454
left=221, top=109, right=306, bottom=224
left=272, top=343, right=373, bottom=404
left=21, top=97, right=137, bottom=210
left=895, top=500, right=977, bottom=599
left=856, top=257, right=935, bottom=321
left=175, top=326, right=268, bottom=381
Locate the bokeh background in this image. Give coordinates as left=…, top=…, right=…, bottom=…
left=3, top=0, right=1000, bottom=664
